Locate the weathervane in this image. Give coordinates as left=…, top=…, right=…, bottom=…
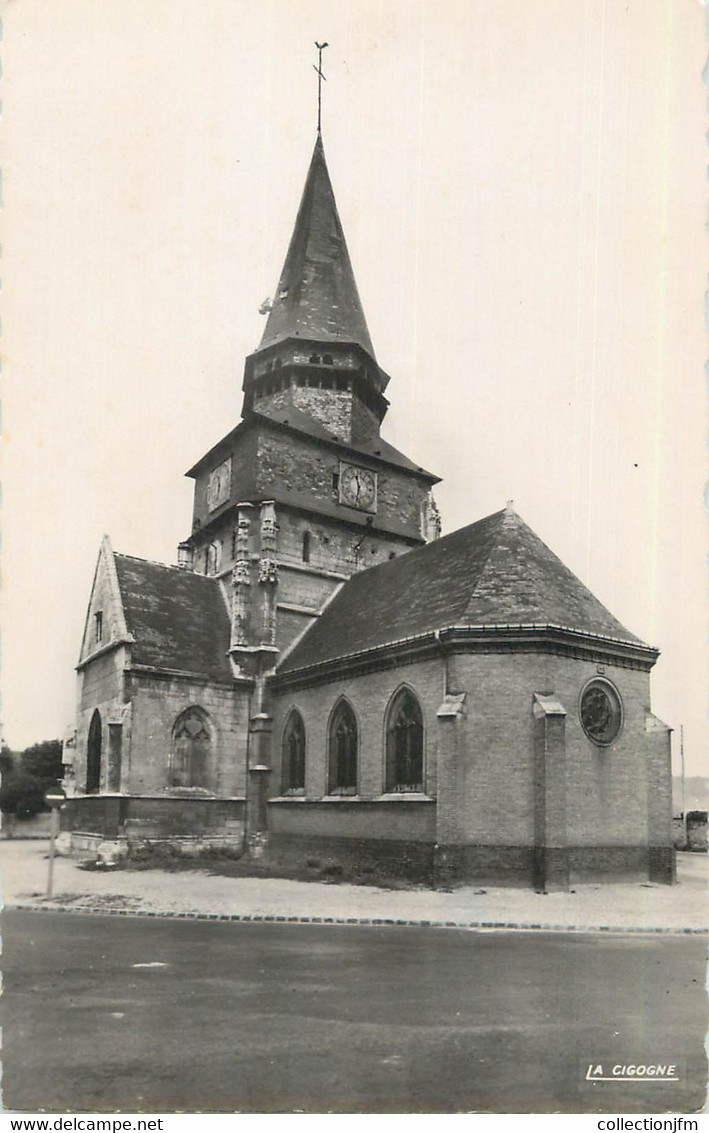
left=313, top=41, right=328, bottom=135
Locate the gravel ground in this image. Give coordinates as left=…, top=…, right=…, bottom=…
left=1, top=840, right=706, bottom=931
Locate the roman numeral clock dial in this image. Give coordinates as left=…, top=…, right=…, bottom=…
left=339, top=462, right=377, bottom=513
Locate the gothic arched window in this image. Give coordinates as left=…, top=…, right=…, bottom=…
left=328, top=700, right=358, bottom=795
left=86, top=709, right=102, bottom=794
left=171, top=707, right=212, bottom=789
left=282, top=710, right=306, bottom=793
left=386, top=688, right=424, bottom=792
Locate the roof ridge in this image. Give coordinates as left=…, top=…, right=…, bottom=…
left=114, top=551, right=217, bottom=580
left=459, top=507, right=509, bottom=621
left=463, top=507, right=641, bottom=644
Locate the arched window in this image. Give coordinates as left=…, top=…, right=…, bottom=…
left=86, top=709, right=102, bottom=794
left=386, top=688, right=424, bottom=792
left=171, top=707, right=212, bottom=789
left=328, top=700, right=358, bottom=794
left=282, top=710, right=306, bottom=793
left=302, top=531, right=311, bottom=563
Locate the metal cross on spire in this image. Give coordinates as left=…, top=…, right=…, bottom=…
left=313, top=41, right=328, bottom=135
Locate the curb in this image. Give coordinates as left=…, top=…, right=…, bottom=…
left=5, top=902, right=707, bottom=936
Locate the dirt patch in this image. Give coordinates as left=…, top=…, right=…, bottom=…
left=71, top=894, right=144, bottom=909
left=116, top=845, right=427, bottom=891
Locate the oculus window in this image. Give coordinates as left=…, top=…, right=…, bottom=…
left=580, top=680, right=623, bottom=746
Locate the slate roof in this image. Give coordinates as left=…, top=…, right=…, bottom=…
left=278, top=507, right=646, bottom=674
left=114, top=554, right=233, bottom=682
left=259, top=136, right=376, bottom=359
left=256, top=405, right=440, bottom=481
left=185, top=404, right=439, bottom=483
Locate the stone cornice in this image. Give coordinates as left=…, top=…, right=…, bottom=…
left=126, top=662, right=253, bottom=689
left=76, top=636, right=134, bottom=672
left=271, top=623, right=659, bottom=691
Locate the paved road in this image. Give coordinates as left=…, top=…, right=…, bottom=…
left=1, top=910, right=706, bottom=1113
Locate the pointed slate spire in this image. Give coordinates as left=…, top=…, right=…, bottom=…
left=259, top=136, right=376, bottom=358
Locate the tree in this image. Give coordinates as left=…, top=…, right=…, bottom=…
left=21, top=740, right=63, bottom=783
left=0, top=746, right=15, bottom=776
left=0, top=739, right=63, bottom=821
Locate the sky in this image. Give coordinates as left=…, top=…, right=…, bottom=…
left=3, top=0, right=707, bottom=775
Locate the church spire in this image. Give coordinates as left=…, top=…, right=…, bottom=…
left=258, top=134, right=376, bottom=360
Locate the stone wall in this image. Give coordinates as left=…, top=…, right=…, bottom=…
left=255, top=430, right=429, bottom=541
left=74, top=646, right=130, bottom=795
left=253, top=376, right=380, bottom=446
left=191, top=429, right=259, bottom=533
left=125, top=671, right=250, bottom=797
left=62, top=794, right=245, bottom=847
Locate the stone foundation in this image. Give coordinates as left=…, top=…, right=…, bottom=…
left=62, top=794, right=246, bottom=853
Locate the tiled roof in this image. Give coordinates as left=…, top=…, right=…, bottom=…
left=258, top=136, right=376, bottom=358
left=114, top=554, right=233, bottom=682
left=278, top=507, right=645, bottom=674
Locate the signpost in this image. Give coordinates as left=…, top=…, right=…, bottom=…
left=43, top=787, right=66, bottom=898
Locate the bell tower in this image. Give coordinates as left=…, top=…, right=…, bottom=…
left=181, top=100, right=441, bottom=665
left=178, top=55, right=442, bottom=854
left=241, top=135, right=390, bottom=449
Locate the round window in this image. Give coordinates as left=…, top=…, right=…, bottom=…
left=579, top=680, right=622, bottom=746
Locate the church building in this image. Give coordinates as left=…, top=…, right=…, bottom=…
left=63, top=126, right=674, bottom=890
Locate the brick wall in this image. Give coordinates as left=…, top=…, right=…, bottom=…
left=267, top=646, right=671, bottom=885
left=267, top=799, right=435, bottom=840
left=269, top=657, right=444, bottom=800
left=440, top=652, right=656, bottom=853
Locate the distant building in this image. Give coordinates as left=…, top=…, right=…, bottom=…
left=64, top=130, right=674, bottom=888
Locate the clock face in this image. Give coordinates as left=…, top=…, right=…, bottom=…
left=207, top=457, right=232, bottom=512
left=339, top=463, right=377, bottom=513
